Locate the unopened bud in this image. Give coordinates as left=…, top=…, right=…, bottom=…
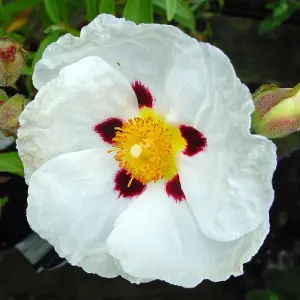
left=252, top=83, right=300, bottom=139
left=0, top=93, right=26, bottom=137
left=0, top=38, right=27, bottom=86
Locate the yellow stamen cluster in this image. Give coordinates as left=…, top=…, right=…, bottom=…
left=112, top=108, right=186, bottom=185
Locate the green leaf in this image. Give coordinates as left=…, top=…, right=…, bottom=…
left=2, top=0, right=40, bottom=14
left=123, top=0, right=153, bottom=24
left=32, top=31, right=60, bottom=67
left=273, top=1, right=289, bottom=18
left=0, top=152, right=24, bottom=177
left=44, top=0, right=61, bottom=24
left=21, top=66, right=33, bottom=76
left=0, top=0, right=3, bottom=17
left=0, top=196, right=8, bottom=218
left=57, top=0, right=69, bottom=24
left=153, top=0, right=189, bottom=19
left=166, top=0, right=178, bottom=21
left=153, top=0, right=195, bottom=30
left=25, top=73, right=33, bottom=98
left=99, top=0, right=115, bottom=14
left=191, top=0, right=208, bottom=11
left=44, top=24, right=63, bottom=34
left=174, top=2, right=195, bottom=31
left=85, top=0, right=98, bottom=22
left=246, top=290, right=280, bottom=300
left=259, top=5, right=295, bottom=34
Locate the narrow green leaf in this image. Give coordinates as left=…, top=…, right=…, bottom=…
left=166, top=0, right=178, bottom=21
left=259, top=3, right=295, bottom=34
left=25, top=74, right=33, bottom=98
left=0, top=152, right=24, bottom=177
left=85, top=0, right=98, bottom=22
left=0, top=0, right=3, bottom=17
left=259, top=11, right=292, bottom=34
left=153, top=0, right=194, bottom=29
left=123, top=0, right=153, bottom=24
left=44, top=0, right=61, bottom=24
left=21, top=66, right=33, bottom=76
left=0, top=196, right=8, bottom=218
left=191, top=0, right=208, bottom=11
left=57, top=0, right=69, bottom=24
left=99, top=0, right=115, bottom=14
left=32, top=32, right=60, bottom=67
left=2, top=0, right=40, bottom=14
left=176, top=3, right=195, bottom=30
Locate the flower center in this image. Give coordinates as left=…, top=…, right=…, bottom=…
left=112, top=108, right=186, bottom=185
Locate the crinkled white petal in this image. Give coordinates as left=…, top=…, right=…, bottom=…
left=27, top=148, right=129, bottom=278
left=33, top=14, right=200, bottom=97
left=179, top=135, right=276, bottom=242
left=32, top=15, right=252, bottom=139
left=159, top=44, right=254, bottom=136
left=107, top=184, right=269, bottom=288
left=17, top=56, right=138, bottom=182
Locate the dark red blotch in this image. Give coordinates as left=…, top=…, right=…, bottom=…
left=179, top=125, right=207, bottom=156
left=0, top=45, right=16, bottom=62
left=114, top=169, right=146, bottom=199
left=94, top=118, right=123, bottom=144
left=166, top=174, right=186, bottom=202
left=132, top=81, right=154, bottom=108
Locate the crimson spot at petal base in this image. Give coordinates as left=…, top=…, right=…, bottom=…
left=166, top=175, right=186, bottom=202
left=179, top=125, right=207, bottom=156
left=132, top=81, right=154, bottom=108
left=114, top=169, right=146, bottom=199
left=94, top=118, right=123, bottom=144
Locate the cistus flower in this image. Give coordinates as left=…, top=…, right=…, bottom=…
left=0, top=38, right=27, bottom=86
left=17, top=15, right=276, bottom=287
left=252, top=83, right=300, bottom=139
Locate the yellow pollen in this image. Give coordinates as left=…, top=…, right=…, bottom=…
left=111, top=108, right=186, bottom=185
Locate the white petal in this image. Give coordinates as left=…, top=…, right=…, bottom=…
left=33, top=14, right=198, bottom=97
left=160, top=43, right=253, bottom=139
left=27, top=148, right=129, bottom=278
left=32, top=15, right=251, bottom=139
left=17, top=56, right=138, bottom=182
left=179, top=134, right=276, bottom=242
left=107, top=184, right=269, bottom=287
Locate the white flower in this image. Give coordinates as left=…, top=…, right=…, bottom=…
left=17, top=15, right=277, bottom=288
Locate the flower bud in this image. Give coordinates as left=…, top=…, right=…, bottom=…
left=0, top=38, right=27, bottom=86
left=0, top=93, right=26, bottom=137
left=252, top=83, right=300, bottom=139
